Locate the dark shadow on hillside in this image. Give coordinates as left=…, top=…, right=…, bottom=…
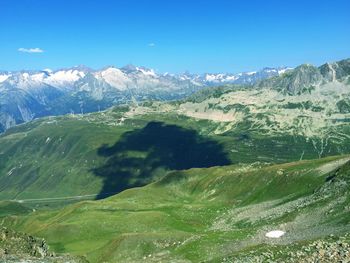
left=93, top=121, right=231, bottom=199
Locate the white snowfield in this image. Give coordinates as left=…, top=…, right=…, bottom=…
left=265, top=230, right=286, bottom=238
left=0, top=74, right=9, bottom=82
left=0, top=65, right=290, bottom=90
left=95, top=67, right=131, bottom=91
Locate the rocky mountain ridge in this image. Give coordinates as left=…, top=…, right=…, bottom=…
left=0, top=65, right=290, bottom=132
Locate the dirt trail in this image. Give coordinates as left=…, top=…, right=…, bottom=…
left=6, top=191, right=118, bottom=203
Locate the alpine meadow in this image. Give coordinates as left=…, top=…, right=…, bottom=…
left=1, top=1, right=350, bottom=262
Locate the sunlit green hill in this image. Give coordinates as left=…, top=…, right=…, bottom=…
left=3, top=155, right=349, bottom=262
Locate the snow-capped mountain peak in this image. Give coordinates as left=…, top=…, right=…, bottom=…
left=0, top=74, right=10, bottom=83
left=0, top=63, right=296, bottom=132
left=178, top=66, right=293, bottom=86
left=95, top=67, right=130, bottom=91
left=135, top=67, right=156, bottom=77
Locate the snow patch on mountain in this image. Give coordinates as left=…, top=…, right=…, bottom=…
left=136, top=67, right=156, bottom=77
left=47, top=69, right=85, bottom=83
left=190, top=67, right=292, bottom=85
left=246, top=71, right=257, bottom=75
left=278, top=68, right=293, bottom=75
left=0, top=63, right=297, bottom=132
left=0, top=74, right=10, bottom=83
left=95, top=67, right=130, bottom=91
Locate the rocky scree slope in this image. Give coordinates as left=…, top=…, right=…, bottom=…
left=0, top=227, right=87, bottom=262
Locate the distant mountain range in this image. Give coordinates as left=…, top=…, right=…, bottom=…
left=0, top=65, right=291, bottom=132
left=1, top=57, right=350, bottom=208
left=1, top=59, right=350, bottom=263
left=181, top=67, right=291, bottom=85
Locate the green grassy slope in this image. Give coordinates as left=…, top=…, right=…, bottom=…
left=0, top=110, right=233, bottom=200
left=3, top=155, right=350, bottom=262
left=0, top=115, right=129, bottom=200
left=1, top=104, right=348, bottom=201
left=1, top=59, right=350, bottom=202
left=0, top=201, right=32, bottom=217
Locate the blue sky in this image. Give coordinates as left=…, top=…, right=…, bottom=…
left=0, top=0, right=349, bottom=73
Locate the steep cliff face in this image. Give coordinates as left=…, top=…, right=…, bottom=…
left=319, top=59, right=350, bottom=82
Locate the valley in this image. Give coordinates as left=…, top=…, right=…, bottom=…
left=0, top=58, right=350, bottom=262
left=2, top=1, right=350, bottom=261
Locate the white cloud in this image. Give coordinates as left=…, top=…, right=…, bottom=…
left=148, top=43, right=155, bottom=47
left=18, top=47, right=44, bottom=53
